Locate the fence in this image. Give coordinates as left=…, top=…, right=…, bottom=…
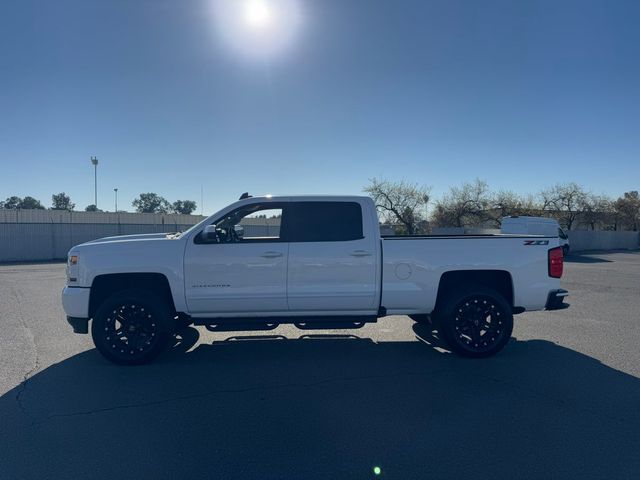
left=566, top=230, right=639, bottom=252
left=0, top=210, right=205, bottom=262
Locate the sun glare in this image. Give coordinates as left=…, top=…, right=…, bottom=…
left=244, top=0, right=272, bottom=29
left=211, top=0, right=303, bottom=62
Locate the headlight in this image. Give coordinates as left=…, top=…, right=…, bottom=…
left=69, top=255, right=78, bottom=266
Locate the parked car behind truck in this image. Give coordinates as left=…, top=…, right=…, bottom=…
left=501, top=216, right=570, bottom=255
left=62, top=194, right=568, bottom=365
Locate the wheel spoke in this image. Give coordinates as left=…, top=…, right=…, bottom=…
left=101, top=303, right=157, bottom=358
left=453, top=296, right=506, bottom=352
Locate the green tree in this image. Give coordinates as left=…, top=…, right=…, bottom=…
left=84, top=204, right=102, bottom=212
left=2, top=196, right=22, bottom=209
left=132, top=193, right=170, bottom=214
left=19, top=196, right=45, bottom=209
left=614, top=191, right=640, bottom=231
left=51, top=192, right=75, bottom=211
left=171, top=200, right=197, bottom=215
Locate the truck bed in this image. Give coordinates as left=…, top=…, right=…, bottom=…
left=380, top=234, right=559, bottom=314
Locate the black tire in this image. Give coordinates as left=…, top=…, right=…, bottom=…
left=436, top=284, right=513, bottom=358
left=91, top=289, right=173, bottom=365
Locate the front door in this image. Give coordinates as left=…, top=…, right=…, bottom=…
left=184, top=203, right=288, bottom=315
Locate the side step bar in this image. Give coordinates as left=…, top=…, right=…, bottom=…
left=194, top=315, right=378, bottom=332
left=294, top=321, right=366, bottom=330
left=205, top=322, right=279, bottom=332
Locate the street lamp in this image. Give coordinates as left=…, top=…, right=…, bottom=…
left=114, top=188, right=118, bottom=212
left=90, top=156, right=99, bottom=208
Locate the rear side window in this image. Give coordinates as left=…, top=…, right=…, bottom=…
left=286, top=202, right=363, bottom=242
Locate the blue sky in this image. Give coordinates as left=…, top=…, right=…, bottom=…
left=1, top=0, right=638, bottom=214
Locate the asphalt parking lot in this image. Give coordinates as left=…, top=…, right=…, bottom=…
left=1, top=252, right=639, bottom=479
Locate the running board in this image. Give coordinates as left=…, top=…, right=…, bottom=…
left=205, top=322, right=279, bottom=332
left=194, top=315, right=378, bottom=332
left=294, top=321, right=366, bottom=330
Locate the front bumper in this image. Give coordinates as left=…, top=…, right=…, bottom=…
left=62, top=286, right=90, bottom=323
left=545, top=289, right=569, bottom=310
left=67, top=316, right=89, bottom=334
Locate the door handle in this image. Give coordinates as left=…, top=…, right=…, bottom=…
left=261, top=251, right=284, bottom=258
left=350, top=250, right=372, bottom=257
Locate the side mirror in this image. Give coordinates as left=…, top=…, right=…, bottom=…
left=203, top=224, right=217, bottom=241
left=233, top=224, right=244, bottom=239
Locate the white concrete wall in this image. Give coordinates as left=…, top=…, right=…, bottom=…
left=567, top=230, right=639, bottom=252
left=0, top=210, right=205, bottom=262
left=0, top=209, right=204, bottom=225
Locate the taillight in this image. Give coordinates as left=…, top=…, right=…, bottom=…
left=548, top=247, right=563, bottom=278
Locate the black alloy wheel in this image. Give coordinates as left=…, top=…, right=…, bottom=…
left=437, top=285, right=514, bottom=358
left=92, top=289, right=172, bottom=365
left=452, top=295, right=507, bottom=354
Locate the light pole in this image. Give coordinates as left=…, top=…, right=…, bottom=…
left=114, top=188, right=118, bottom=212
left=90, top=156, right=99, bottom=208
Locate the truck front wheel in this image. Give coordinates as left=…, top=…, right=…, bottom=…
left=91, top=289, right=173, bottom=365
left=436, top=285, right=513, bottom=358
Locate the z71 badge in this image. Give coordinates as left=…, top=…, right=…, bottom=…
left=523, top=240, right=549, bottom=245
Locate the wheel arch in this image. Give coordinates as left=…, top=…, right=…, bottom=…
left=89, top=273, right=176, bottom=318
left=434, top=270, right=514, bottom=312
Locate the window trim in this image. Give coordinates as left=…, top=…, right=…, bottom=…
left=283, top=201, right=365, bottom=243
left=194, top=202, right=288, bottom=245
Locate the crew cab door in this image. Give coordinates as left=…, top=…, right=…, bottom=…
left=285, top=200, right=379, bottom=312
left=184, top=202, right=288, bottom=314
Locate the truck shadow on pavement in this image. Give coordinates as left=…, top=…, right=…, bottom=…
left=1, top=327, right=639, bottom=480
left=564, top=253, right=613, bottom=263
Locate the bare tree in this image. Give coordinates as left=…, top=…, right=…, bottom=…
left=490, top=190, right=539, bottom=227
left=578, top=194, right=614, bottom=231
left=431, top=179, right=491, bottom=228
left=539, top=183, right=588, bottom=230
left=364, top=178, right=431, bottom=234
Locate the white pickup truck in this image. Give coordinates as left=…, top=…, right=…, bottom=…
left=62, top=194, right=568, bottom=365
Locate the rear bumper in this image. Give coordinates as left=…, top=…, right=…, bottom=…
left=545, top=289, right=569, bottom=310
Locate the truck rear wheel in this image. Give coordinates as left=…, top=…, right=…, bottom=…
left=91, top=289, right=173, bottom=365
left=436, top=285, right=513, bottom=358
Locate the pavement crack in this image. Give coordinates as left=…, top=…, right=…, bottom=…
left=32, top=369, right=449, bottom=426
left=12, top=287, right=40, bottom=424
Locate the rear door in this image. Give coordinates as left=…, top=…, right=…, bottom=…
left=285, top=200, right=378, bottom=312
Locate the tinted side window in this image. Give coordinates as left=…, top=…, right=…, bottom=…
left=286, top=202, right=363, bottom=242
